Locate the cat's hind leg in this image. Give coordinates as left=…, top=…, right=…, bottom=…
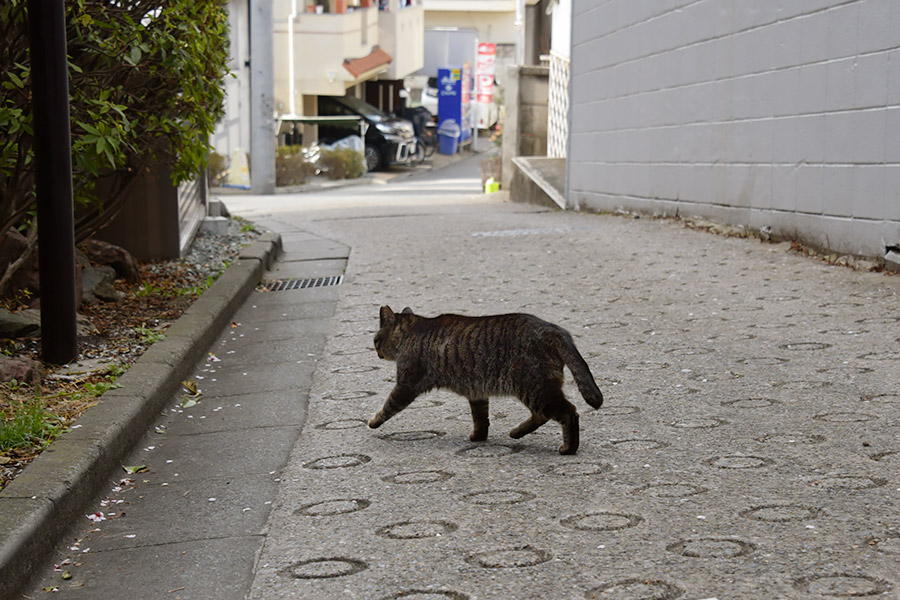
left=368, top=384, right=419, bottom=428
left=467, top=397, right=490, bottom=441
left=521, top=381, right=579, bottom=454
left=509, top=413, right=549, bottom=439
left=545, top=397, right=579, bottom=455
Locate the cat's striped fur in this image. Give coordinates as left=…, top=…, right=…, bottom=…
left=369, top=306, right=604, bottom=454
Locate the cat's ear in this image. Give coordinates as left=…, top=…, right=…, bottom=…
left=379, top=305, right=396, bottom=327
left=401, top=307, right=414, bottom=315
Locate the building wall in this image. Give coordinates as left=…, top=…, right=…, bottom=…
left=568, top=0, right=900, bottom=259
left=425, top=10, right=518, bottom=43
left=210, top=0, right=251, bottom=161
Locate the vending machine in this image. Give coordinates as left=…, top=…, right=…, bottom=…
left=437, top=64, right=472, bottom=148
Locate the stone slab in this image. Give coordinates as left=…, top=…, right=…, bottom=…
left=29, top=536, right=265, bottom=599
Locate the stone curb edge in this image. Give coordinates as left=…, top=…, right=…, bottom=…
left=0, top=232, right=283, bottom=600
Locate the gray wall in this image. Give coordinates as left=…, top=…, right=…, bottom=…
left=568, top=0, right=900, bottom=259
left=501, top=65, right=550, bottom=190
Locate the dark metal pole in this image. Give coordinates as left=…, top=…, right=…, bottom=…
left=29, top=0, right=77, bottom=365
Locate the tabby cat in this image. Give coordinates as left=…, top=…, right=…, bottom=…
left=368, top=306, right=604, bottom=454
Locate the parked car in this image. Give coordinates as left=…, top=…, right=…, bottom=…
left=317, top=95, right=415, bottom=171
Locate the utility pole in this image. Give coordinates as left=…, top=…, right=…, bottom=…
left=29, top=0, right=78, bottom=365
left=515, top=0, right=525, bottom=66
left=250, top=0, right=276, bottom=194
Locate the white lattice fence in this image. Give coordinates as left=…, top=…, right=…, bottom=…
left=547, top=52, right=570, bottom=158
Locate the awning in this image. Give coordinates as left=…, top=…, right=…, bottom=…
left=343, top=46, right=393, bottom=79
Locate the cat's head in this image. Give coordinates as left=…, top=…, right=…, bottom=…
left=374, top=305, right=414, bottom=360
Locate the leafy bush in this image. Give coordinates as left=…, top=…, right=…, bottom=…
left=0, top=0, right=230, bottom=296
left=318, top=148, right=365, bottom=180
left=275, top=145, right=318, bottom=186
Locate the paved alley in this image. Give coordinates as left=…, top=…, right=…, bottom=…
left=232, top=158, right=900, bottom=599
left=30, top=154, right=900, bottom=599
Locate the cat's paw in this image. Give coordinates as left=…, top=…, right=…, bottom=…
left=469, top=430, right=488, bottom=442
left=367, top=416, right=384, bottom=429
left=557, top=443, right=578, bottom=455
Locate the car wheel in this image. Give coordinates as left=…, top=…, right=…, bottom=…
left=364, top=145, right=382, bottom=171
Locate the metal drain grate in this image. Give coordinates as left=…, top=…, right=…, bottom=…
left=259, top=275, right=343, bottom=292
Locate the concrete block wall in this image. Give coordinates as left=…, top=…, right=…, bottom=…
left=568, top=0, right=900, bottom=259
left=502, top=65, right=551, bottom=190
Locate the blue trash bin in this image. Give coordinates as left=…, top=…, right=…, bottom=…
left=437, top=119, right=461, bottom=155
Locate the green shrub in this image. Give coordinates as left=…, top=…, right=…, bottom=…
left=275, top=145, right=317, bottom=186
left=0, top=0, right=231, bottom=296
left=319, top=148, right=365, bottom=180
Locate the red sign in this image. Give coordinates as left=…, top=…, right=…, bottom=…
left=476, top=43, right=496, bottom=103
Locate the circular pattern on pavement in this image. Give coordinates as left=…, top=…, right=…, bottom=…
left=813, top=412, right=877, bottom=423
left=315, top=418, right=367, bottom=430
left=856, top=316, right=900, bottom=325
left=632, top=482, right=709, bottom=498
left=611, top=439, right=669, bottom=451
left=462, top=489, right=536, bottom=505
left=331, top=348, right=371, bottom=356
left=585, top=578, right=683, bottom=599
left=294, top=498, right=370, bottom=517
left=757, top=433, right=825, bottom=444
left=454, top=444, right=522, bottom=458
left=779, top=342, right=833, bottom=351
left=466, top=545, right=551, bottom=568
left=859, top=351, right=900, bottom=361
left=561, top=512, right=643, bottom=531
left=864, top=532, right=900, bottom=555
left=736, top=356, right=789, bottom=366
left=667, top=417, right=728, bottom=429
left=861, top=393, right=900, bottom=403
left=376, top=520, right=458, bottom=539
left=624, top=361, right=669, bottom=371
left=722, top=398, right=781, bottom=409
left=870, top=450, right=900, bottom=463
left=664, top=347, right=713, bottom=356
left=380, top=591, right=469, bottom=600
left=739, top=504, right=822, bottom=522
left=281, top=557, right=368, bottom=579
left=582, top=320, right=628, bottom=329
left=594, top=405, right=641, bottom=416
left=331, top=365, right=379, bottom=373
left=302, top=454, right=371, bottom=470
left=793, top=573, right=891, bottom=596
left=667, top=537, right=755, bottom=559
left=379, top=430, right=446, bottom=442
left=647, top=386, right=699, bottom=397
left=546, top=462, right=613, bottom=476
left=810, top=476, right=885, bottom=490
left=322, top=390, right=377, bottom=401
left=704, top=455, right=773, bottom=469
left=382, top=470, right=454, bottom=485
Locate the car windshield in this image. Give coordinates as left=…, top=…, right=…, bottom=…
left=338, top=95, right=387, bottom=122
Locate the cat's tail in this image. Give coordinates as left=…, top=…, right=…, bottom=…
left=558, top=331, right=604, bottom=409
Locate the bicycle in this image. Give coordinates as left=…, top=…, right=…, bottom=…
left=418, top=127, right=437, bottom=158
left=406, top=136, right=429, bottom=165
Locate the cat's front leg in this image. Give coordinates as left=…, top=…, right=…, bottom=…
left=368, top=384, right=418, bottom=428
left=467, top=397, right=490, bottom=441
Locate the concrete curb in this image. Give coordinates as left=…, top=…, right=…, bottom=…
left=0, top=234, right=282, bottom=600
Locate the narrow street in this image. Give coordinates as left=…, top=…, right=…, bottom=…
left=31, top=154, right=900, bottom=599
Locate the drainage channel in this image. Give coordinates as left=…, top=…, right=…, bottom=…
left=258, top=275, right=344, bottom=292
